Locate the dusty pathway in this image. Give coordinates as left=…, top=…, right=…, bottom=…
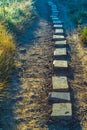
left=0, top=0, right=87, bottom=130
left=0, top=0, right=54, bottom=130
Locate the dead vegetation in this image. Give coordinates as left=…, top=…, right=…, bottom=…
left=0, top=23, right=16, bottom=87
left=68, top=32, right=87, bottom=130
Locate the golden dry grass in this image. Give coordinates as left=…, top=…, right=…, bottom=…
left=68, top=32, right=87, bottom=130
left=0, top=23, right=16, bottom=83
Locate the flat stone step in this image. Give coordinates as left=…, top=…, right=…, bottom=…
left=52, top=76, right=69, bottom=91
left=48, top=1, right=53, bottom=5
left=54, top=48, right=67, bottom=56
left=52, top=13, right=58, bottom=16
left=53, top=60, right=68, bottom=68
left=51, top=9, right=58, bottom=11
left=48, top=92, right=71, bottom=102
left=52, top=11, right=59, bottom=13
left=53, top=35, right=65, bottom=40
left=55, top=29, right=64, bottom=34
left=53, top=20, right=62, bottom=24
left=51, top=17, right=59, bottom=20
left=55, top=40, right=67, bottom=45
left=50, top=16, right=58, bottom=18
left=51, top=5, right=57, bottom=8
left=53, top=24, right=63, bottom=28
left=51, top=103, right=72, bottom=119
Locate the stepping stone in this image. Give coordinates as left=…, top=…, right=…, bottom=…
left=52, top=13, right=58, bottom=17
left=55, top=40, right=67, bottom=45
left=53, top=20, right=62, bottom=24
left=51, top=9, right=58, bottom=12
left=54, top=48, right=67, bottom=56
left=51, top=5, right=57, bottom=8
left=48, top=1, right=53, bottom=5
left=50, top=15, right=58, bottom=18
left=53, top=24, right=63, bottom=28
left=51, top=103, right=72, bottom=119
left=53, top=35, right=65, bottom=40
left=48, top=92, right=71, bottom=102
left=52, top=76, right=69, bottom=91
left=53, top=60, right=68, bottom=68
left=52, top=11, right=59, bottom=13
left=55, top=29, right=64, bottom=34
left=51, top=17, right=59, bottom=20
left=19, top=48, right=26, bottom=54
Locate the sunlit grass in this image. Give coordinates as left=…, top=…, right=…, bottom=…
left=0, top=23, right=16, bottom=83
left=0, top=0, right=36, bottom=27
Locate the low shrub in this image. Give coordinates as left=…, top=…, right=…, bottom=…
left=80, top=26, right=87, bottom=44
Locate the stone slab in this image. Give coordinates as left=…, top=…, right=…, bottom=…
left=53, top=24, right=63, bottom=28
left=51, top=9, right=58, bottom=11
left=54, top=48, right=67, bottom=56
left=51, top=17, right=59, bottom=20
left=55, top=29, right=64, bottom=33
left=53, top=20, right=62, bottom=24
left=52, top=76, right=69, bottom=91
left=53, top=35, right=65, bottom=40
left=50, top=16, right=58, bottom=18
left=51, top=5, right=57, bottom=7
left=52, top=10, right=59, bottom=13
left=48, top=92, right=71, bottom=102
left=48, top=1, right=53, bottom=5
left=51, top=14, right=58, bottom=17
left=51, top=103, right=72, bottom=119
left=53, top=60, right=68, bottom=68
left=55, top=40, right=67, bottom=45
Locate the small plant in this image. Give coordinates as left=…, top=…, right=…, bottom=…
left=80, top=26, right=87, bottom=44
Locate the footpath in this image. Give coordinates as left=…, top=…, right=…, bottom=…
left=48, top=1, right=72, bottom=121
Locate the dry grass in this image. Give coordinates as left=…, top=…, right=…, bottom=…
left=0, top=23, right=16, bottom=83
left=68, top=32, right=87, bottom=130
left=0, top=0, right=36, bottom=27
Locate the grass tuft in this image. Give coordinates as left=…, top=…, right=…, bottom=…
left=0, top=23, right=16, bottom=83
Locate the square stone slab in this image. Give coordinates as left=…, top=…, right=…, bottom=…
left=51, top=5, right=57, bottom=8
left=53, top=60, right=68, bottom=68
left=51, top=103, right=72, bottom=119
left=51, top=17, right=59, bottom=20
left=48, top=92, right=71, bottom=102
left=52, top=10, right=59, bottom=12
left=54, top=48, right=67, bottom=56
left=48, top=1, right=53, bottom=5
left=52, top=76, right=69, bottom=91
left=53, top=35, right=65, bottom=40
left=53, top=24, right=63, bottom=28
left=50, top=15, right=58, bottom=18
left=51, top=9, right=58, bottom=11
left=53, top=20, right=62, bottom=24
left=55, top=29, right=64, bottom=33
left=55, top=40, right=66, bottom=45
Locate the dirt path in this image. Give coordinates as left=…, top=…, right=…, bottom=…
left=0, top=0, right=54, bottom=130
left=0, top=0, right=87, bottom=130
